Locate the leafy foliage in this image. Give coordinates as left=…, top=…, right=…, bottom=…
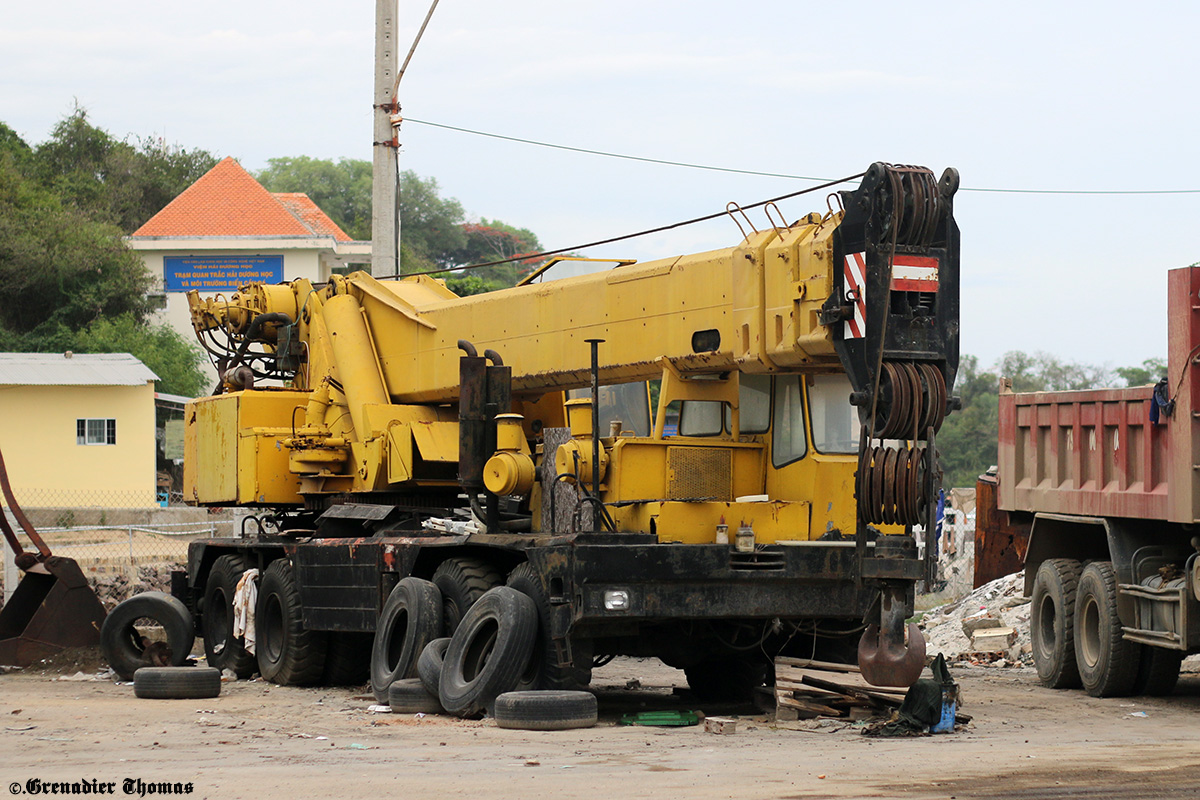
left=72, top=315, right=208, bottom=397
left=34, top=107, right=218, bottom=233
left=257, top=156, right=373, bottom=241
left=0, top=109, right=214, bottom=395
left=938, top=351, right=1165, bottom=488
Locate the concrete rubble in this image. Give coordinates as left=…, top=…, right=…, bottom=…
left=919, top=570, right=1032, bottom=667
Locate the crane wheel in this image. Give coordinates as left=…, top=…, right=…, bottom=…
left=506, top=562, right=593, bottom=691
left=256, top=559, right=328, bottom=686
left=369, top=577, right=442, bottom=702
left=432, top=557, right=503, bottom=635
left=202, top=554, right=257, bottom=678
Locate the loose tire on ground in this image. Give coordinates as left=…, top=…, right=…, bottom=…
left=506, top=562, right=592, bottom=691
left=1133, top=646, right=1183, bottom=697
left=202, top=554, right=257, bottom=678
left=323, top=632, right=373, bottom=686
left=439, top=586, right=537, bottom=718
left=494, top=690, right=598, bottom=731
left=432, top=557, right=503, bottom=635
left=369, top=577, right=442, bottom=702
left=100, top=591, right=194, bottom=681
left=417, top=637, right=451, bottom=696
left=1075, top=561, right=1141, bottom=697
left=388, top=678, right=443, bottom=713
left=256, top=559, right=328, bottom=686
left=133, top=667, right=221, bottom=699
left=1030, top=558, right=1083, bottom=689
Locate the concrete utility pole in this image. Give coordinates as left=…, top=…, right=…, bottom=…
left=371, top=0, right=398, bottom=277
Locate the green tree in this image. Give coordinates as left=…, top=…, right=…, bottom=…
left=442, top=218, right=545, bottom=294
left=400, top=170, right=466, bottom=272
left=257, top=156, right=373, bottom=241
left=72, top=314, right=208, bottom=397
left=34, top=107, right=218, bottom=233
left=1115, top=357, right=1167, bottom=387
left=0, top=148, right=152, bottom=342
left=938, top=355, right=1001, bottom=488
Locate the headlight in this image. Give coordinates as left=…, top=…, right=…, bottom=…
left=603, top=589, right=630, bottom=611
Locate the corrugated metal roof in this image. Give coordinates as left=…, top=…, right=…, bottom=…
left=0, top=353, right=159, bottom=386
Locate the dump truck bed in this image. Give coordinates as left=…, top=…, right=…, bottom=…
left=997, top=265, right=1200, bottom=525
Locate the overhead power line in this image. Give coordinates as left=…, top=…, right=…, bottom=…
left=403, top=117, right=1200, bottom=196
left=377, top=171, right=865, bottom=281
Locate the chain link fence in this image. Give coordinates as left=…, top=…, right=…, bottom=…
left=2, top=491, right=239, bottom=611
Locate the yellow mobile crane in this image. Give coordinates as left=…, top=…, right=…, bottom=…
left=162, top=163, right=958, bottom=708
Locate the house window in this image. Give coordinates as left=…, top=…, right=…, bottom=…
left=77, top=418, right=117, bottom=446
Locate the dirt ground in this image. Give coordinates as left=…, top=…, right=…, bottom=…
left=3, top=654, right=1200, bottom=800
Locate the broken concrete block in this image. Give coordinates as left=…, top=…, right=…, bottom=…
left=705, top=716, right=738, bottom=734
left=971, top=626, right=1016, bottom=652
left=961, top=614, right=1002, bottom=638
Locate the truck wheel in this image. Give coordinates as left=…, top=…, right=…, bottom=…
left=133, top=667, right=221, bottom=699
left=101, top=591, right=195, bottom=681
left=506, top=562, right=593, bottom=690
left=256, top=559, right=328, bottom=686
left=1074, top=561, right=1141, bottom=697
left=370, top=577, right=442, bottom=702
left=433, top=557, right=503, bottom=635
left=417, top=637, right=451, bottom=696
left=1133, top=647, right=1183, bottom=696
left=494, top=690, right=598, bottom=731
left=202, top=554, right=257, bottom=678
left=439, top=586, right=537, bottom=718
left=388, top=678, right=443, bottom=713
left=323, top=632, right=373, bottom=686
left=1030, top=558, right=1083, bottom=689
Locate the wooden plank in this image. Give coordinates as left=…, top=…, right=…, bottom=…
left=774, top=656, right=861, bottom=673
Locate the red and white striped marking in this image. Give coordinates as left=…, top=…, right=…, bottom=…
left=890, top=255, right=939, bottom=292
left=843, top=252, right=867, bottom=339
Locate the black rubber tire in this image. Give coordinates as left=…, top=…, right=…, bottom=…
left=256, top=559, right=328, bottom=686
left=388, top=678, right=443, bottom=713
left=506, top=562, right=593, bottom=691
left=685, top=658, right=768, bottom=702
left=439, top=586, right=537, bottom=718
left=1030, top=558, right=1083, bottom=689
left=370, top=577, right=442, bottom=702
left=433, top=557, right=503, bottom=635
left=494, top=690, right=598, bottom=731
left=417, top=637, right=451, bottom=696
left=1133, top=646, right=1183, bottom=697
left=202, top=554, right=258, bottom=678
left=1075, top=561, right=1141, bottom=697
left=133, top=667, right=221, bottom=699
left=100, top=591, right=195, bottom=681
left=323, top=632, right=373, bottom=686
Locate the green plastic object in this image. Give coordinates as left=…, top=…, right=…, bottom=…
left=618, top=710, right=701, bottom=727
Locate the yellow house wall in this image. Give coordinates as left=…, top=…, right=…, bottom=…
left=0, top=383, right=158, bottom=507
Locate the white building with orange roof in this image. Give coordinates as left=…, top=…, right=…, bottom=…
left=126, top=157, right=371, bottom=361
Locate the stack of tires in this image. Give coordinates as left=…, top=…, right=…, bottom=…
left=368, top=558, right=596, bottom=729
left=100, top=591, right=220, bottom=699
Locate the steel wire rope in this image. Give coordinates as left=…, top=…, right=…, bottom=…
left=376, top=172, right=865, bottom=280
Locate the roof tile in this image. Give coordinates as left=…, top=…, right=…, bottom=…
left=130, top=157, right=349, bottom=241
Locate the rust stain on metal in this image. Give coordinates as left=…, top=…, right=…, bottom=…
left=974, top=474, right=1030, bottom=589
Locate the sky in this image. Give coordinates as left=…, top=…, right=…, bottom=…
left=2, top=1, right=1198, bottom=372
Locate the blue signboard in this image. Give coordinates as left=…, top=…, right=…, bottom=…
left=163, top=255, right=284, bottom=293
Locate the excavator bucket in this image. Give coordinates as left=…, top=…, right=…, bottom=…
left=0, top=447, right=107, bottom=667
left=0, top=557, right=107, bottom=666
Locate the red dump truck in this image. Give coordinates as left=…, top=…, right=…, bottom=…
left=978, top=263, right=1200, bottom=697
